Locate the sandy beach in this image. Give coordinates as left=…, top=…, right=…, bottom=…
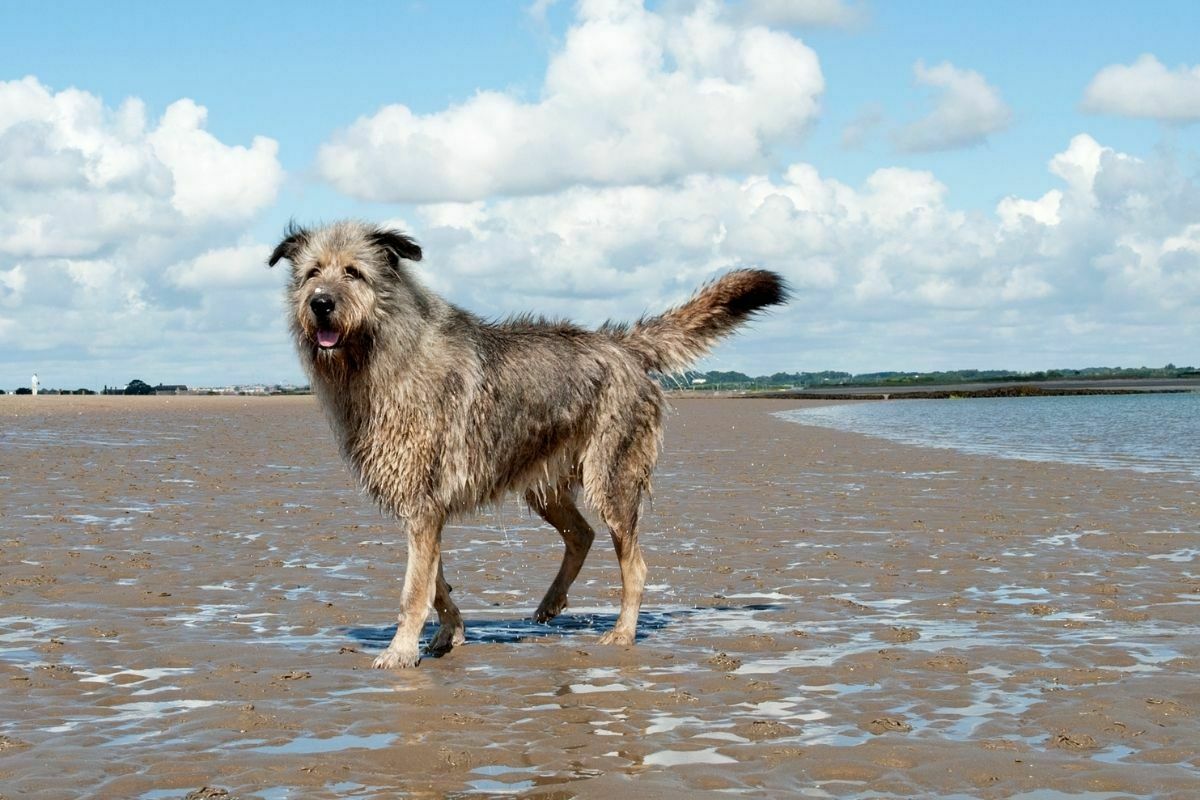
left=1, top=395, right=1197, bottom=799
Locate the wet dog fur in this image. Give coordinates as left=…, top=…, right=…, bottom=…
left=270, top=220, right=786, bottom=668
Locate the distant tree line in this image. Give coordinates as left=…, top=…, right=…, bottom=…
left=74, top=380, right=311, bottom=396
left=7, top=379, right=166, bottom=395
left=6, top=387, right=96, bottom=395
left=660, top=364, right=1199, bottom=391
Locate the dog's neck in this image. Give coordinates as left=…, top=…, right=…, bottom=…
left=309, top=317, right=456, bottom=480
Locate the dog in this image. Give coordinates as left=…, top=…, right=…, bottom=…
left=269, top=220, right=786, bottom=668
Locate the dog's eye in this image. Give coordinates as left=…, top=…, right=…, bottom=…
left=305, top=267, right=320, bottom=281
left=345, top=265, right=363, bottom=280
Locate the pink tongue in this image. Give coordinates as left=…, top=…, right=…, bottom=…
left=317, top=330, right=340, bottom=348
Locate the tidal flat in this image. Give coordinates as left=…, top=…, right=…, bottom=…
left=1, top=396, right=1197, bottom=798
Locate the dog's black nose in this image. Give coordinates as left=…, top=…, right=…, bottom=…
left=310, top=295, right=335, bottom=317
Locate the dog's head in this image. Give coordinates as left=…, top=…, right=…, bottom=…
left=269, top=221, right=426, bottom=371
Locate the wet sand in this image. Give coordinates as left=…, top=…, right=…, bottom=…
left=1, top=395, right=1197, bottom=799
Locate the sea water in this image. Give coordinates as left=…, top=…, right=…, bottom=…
left=778, top=392, right=1200, bottom=479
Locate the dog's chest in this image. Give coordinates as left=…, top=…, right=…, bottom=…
left=342, top=388, right=453, bottom=508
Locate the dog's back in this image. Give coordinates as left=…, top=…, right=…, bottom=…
left=359, top=268, right=787, bottom=520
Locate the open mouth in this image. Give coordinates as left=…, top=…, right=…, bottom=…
left=316, top=329, right=341, bottom=349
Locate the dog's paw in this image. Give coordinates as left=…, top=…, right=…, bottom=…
left=372, top=644, right=421, bottom=669
left=597, top=629, right=635, bottom=646
left=425, top=623, right=466, bottom=655
left=533, top=595, right=567, bottom=623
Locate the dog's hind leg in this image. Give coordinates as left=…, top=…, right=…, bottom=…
left=595, top=491, right=647, bottom=647
left=426, top=561, right=466, bottom=655
left=583, top=393, right=659, bottom=646
left=373, top=513, right=444, bottom=669
left=525, top=483, right=596, bottom=623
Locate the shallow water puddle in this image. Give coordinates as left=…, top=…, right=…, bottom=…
left=830, top=594, right=912, bottom=609
left=464, top=778, right=538, bottom=794
left=643, top=714, right=703, bottom=735
left=561, top=682, right=628, bottom=694
left=643, top=747, right=736, bottom=766
left=470, top=765, right=540, bottom=777
left=251, top=732, right=396, bottom=755
left=694, top=730, right=750, bottom=743
left=925, top=688, right=1044, bottom=738
left=0, top=616, right=73, bottom=664
left=77, top=666, right=195, bottom=688
left=1147, top=548, right=1200, bottom=562
left=965, top=584, right=1051, bottom=605
left=46, top=699, right=223, bottom=735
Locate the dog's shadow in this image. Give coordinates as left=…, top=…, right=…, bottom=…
left=343, top=603, right=782, bottom=655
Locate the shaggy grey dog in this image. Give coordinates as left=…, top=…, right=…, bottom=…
left=270, top=220, right=786, bottom=668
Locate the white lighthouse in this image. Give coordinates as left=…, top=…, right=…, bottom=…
left=31, top=374, right=39, bottom=396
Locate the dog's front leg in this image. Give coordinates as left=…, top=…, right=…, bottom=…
left=373, top=513, right=443, bottom=669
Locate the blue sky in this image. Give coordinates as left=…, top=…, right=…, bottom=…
left=1, top=0, right=1198, bottom=389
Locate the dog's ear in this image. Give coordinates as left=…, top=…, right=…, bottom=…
left=370, top=228, right=423, bottom=269
left=268, top=222, right=310, bottom=267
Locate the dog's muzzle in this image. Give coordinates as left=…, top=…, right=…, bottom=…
left=309, top=294, right=341, bottom=348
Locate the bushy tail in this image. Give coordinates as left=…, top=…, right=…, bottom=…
left=607, top=269, right=788, bottom=374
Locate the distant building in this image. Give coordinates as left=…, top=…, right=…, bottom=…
left=153, top=384, right=189, bottom=395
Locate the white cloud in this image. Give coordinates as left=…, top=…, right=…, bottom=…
left=148, top=100, right=282, bottom=220
left=735, top=0, right=865, bottom=28
left=893, top=61, right=1011, bottom=153
left=841, top=103, right=884, bottom=149
left=403, top=135, right=1199, bottom=373
left=0, top=265, right=25, bottom=305
left=317, top=0, right=824, bottom=202
left=407, top=165, right=928, bottom=312
left=1049, top=133, right=1109, bottom=195
left=526, top=0, right=562, bottom=24
left=997, top=189, right=1062, bottom=229
left=1082, top=54, right=1200, bottom=121
left=0, top=76, right=283, bottom=260
left=0, top=77, right=289, bottom=389
left=166, top=243, right=275, bottom=291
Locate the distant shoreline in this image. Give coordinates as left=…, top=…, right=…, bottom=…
left=7, top=378, right=1198, bottom=404
left=671, top=377, right=1200, bottom=401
